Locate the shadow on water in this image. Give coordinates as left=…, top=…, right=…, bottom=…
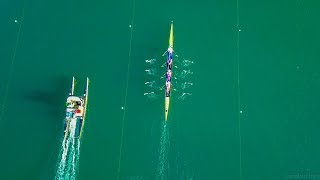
left=23, top=75, right=70, bottom=119
left=21, top=76, right=71, bottom=179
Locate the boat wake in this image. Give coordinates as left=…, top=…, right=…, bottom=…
left=55, top=119, right=81, bottom=180
left=156, top=121, right=170, bottom=179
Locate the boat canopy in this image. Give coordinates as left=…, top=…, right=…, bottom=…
left=66, top=96, right=83, bottom=108
left=67, top=96, right=82, bottom=102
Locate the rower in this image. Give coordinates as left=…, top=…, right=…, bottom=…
left=166, top=80, right=171, bottom=92
left=166, top=70, right=172, bottom=81
left=167, top=59, right=172, bottom=69
left=166, top=80, right=170, bottom=88
left=166, top=83, right=171, bottom=96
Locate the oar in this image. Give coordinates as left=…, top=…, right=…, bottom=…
left=162, top=51, right=167, bottom=56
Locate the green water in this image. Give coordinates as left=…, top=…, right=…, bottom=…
left=1, top=0, right=320, bottom=179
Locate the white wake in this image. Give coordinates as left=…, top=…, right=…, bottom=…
left=55, top=119, right=81, bottom=180
left=156, top=122, right=170, bottom=180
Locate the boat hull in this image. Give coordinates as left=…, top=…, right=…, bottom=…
left=165, top=97, right=170, bottom=121
left=63, top=77, right=89, bottom=140
left=164, top=22, right=174, bottom=121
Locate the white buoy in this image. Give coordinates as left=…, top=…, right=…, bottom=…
left=239, top=29, right=241, bottom=32
left=129, top=25, right=132, bottom=28
left=240, top=110, right=243, bottom=114
left=121, top=107, right=124, bottom=110
left=14, top=20, right=18, bottom=23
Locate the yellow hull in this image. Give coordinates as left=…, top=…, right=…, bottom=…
left=169, top=22, right=174, bottom=48
left=165, top=22, right=174, bottom=122
left=79, top=77, right=89, bottom=139
left=165, top=97, right=170, bottom=121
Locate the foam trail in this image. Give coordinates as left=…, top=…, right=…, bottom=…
left=56, top=128, right=70, bottom=178
left=65, top=119, right=76, bottom=178
left=157, top=122, right=169, bottom=179
left=71, top=140, right=81, bottom=180
left=70, top=138, right=81, bottom=180
left=71, top=137, right=76, bottom=179
left=55, top=118, right=81, bottom=180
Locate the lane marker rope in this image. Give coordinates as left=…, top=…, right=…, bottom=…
left=117, top=1, right=136, bottom=179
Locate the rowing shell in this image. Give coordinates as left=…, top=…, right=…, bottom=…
left=165, top=22, right=174, bottom=121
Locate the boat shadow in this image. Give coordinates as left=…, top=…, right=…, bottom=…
left=23, top=76, right=70, bottom=118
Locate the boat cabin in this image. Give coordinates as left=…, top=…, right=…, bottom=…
left=66, top=96, right=84, bottom=118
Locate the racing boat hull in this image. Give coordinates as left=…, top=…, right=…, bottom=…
left=64, top=77, right=89, bottom=140
left=165, top=22, right=174, bottom=121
